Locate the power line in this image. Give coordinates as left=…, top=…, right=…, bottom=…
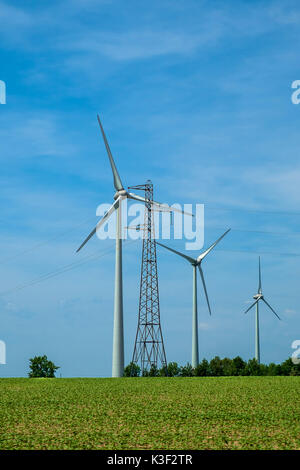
left=1, top=238, right=298, bottom=298
left=1, top=204, right=299, bottom=272
left=1, top=238, right=137, bottom=296
left=0, top=215, right=96, bottom=266
left=206, top=205, right=300, bottom=217
left=0, top=239, right=136, bottom=297
left=207, top=226, right=300, bottom=237
left=0, top=251, right=106, bottom=297
left=217, top=248, right=300, bottom=257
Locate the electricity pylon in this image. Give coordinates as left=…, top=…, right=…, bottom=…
left=130, top=181, right=167, bottom=375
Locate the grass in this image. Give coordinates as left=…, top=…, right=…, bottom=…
left=0, top=376, right=299, bottom=450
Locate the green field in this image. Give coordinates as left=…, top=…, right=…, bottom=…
left=0, top=377, right=299, bottom=450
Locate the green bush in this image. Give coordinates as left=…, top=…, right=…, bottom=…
left=179, top=363, right=194, bottom=377
left=123, top=356, right=300, bottom=377
left=194, top=359, right=210, bottom=377
left=167, top=362, right=180, bottom=377
left=28, top=355, right=59, bottom=378
left=123, top=362, right=141, bottom=377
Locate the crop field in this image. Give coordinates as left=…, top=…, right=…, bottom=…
left=0, top=377, right=299, bottom=450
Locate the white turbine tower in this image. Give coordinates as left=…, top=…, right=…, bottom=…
left=156, top=229, right=230, bottom=368
left=244, top=256, right=281, bottom=364
left=77, top=115, right=190, bottom=377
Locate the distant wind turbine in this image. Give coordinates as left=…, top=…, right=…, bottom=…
left=156, top=229, right=230, bottom=368
left=244, top=256, right=281, bottom=363
left=77, top=115, right=190, bottom=377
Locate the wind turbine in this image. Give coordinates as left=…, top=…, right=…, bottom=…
left=156, top=229, right=230, bottom=368
left=244, top=256, right=281, bottom=363
left=77, top=115, right=190, bottom=377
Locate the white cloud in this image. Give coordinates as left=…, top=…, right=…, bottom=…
left=269, top=2, right=300, bottom=25
left=62, top=19, right=224, bottom=61
left=0, top=112, right=77, bottom=160
left=199, top=322, right=211, bottom=330
left=1, top=1, right=296, bottom=61
left=285, top=308, right=297, bottom=316
left=0, top=1, right=31, bottom=27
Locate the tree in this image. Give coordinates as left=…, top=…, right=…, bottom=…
left=221, top=357, right=235, bottom=376
left=159, top=367, right=167, bottom=376
left=28, top=355, right=59, bottom=378
left=232, top=356, right=246, bottom=376
left=194, top=359, right=210, bottom=377
left=266, top=363, right=277, bottom=376
left=244, top=358, right=261, bottom=376
left=290, top=366, right=300, bottom=376
left=123, top=362, right=141, bottom=377
left=280, top=358, right=300, bottom=376
left=280, top=358, right=294, bottom=376
left=121, top=357, right=300, bottom=378
left=149, top=364, right=159, bottom=377
left=209, top=356, right=224, bottom=376
left=258, top=363, right=268, bottom=376
left=167, top=362, right=180, bottom=377
left=180, top=363, right=194, bottom=377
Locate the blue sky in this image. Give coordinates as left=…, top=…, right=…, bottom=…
left=0, top=0, right=300, bottom=377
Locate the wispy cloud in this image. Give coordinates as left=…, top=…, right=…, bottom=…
left=2, top=1, right=299, bottom=60
left=66, top=30, right=210, bottom=61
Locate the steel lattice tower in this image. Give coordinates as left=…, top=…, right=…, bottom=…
left=129, top=181, right=167, bottom=375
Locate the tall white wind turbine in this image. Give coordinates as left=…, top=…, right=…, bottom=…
left=244, top=256, right=281, bottom=364
left=157, top=229, right=230, bottom=368
left=77, top=115, right=190, bottom=377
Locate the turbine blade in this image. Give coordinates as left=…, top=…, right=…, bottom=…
left=127, top=192, right=193, bottom=216
left=198, top=265, right=211, bottom=315
left=197, top=228, right=231, bottom=262
left=76, top=197, right=120, bottom=253
left=258, top=256, right=262, bottom=294
left=156, top=241, right=195, bottom=263
left=127, top=192, right=148, bottom=203
left=262, top=298, right=281, bottom=320
left=97, top=115, right=123, bottom=191
left=244, top=299, right=259, bottom=314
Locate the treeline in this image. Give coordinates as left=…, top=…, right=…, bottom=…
left=124, top=357, right=300, bottom=377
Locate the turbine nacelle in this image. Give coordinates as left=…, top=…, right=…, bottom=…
left=253, top=293, right=263, bottom=300
left=114, top=189, right=127, bottom=200
left=244, top=257, right=281, bottom=320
